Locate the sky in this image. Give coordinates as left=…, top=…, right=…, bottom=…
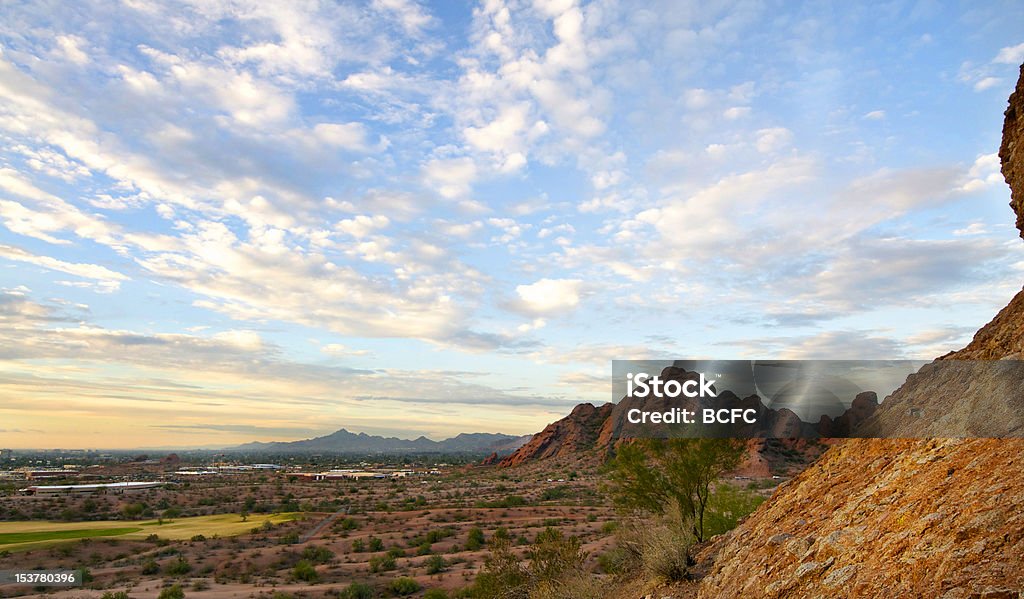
left=1, top=0, right=1023, bottom=449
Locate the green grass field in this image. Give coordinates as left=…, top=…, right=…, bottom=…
left=0, top=512, right=303, bottom=552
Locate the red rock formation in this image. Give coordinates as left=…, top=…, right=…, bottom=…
left=498, top=402, right=614, bottom=467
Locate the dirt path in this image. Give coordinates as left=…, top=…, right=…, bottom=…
left=298, top=506, right=348, bottom=543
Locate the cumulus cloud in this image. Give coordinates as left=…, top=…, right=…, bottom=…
left=512, top=278, right=583, bottom=315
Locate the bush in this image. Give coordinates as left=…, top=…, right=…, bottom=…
left=141, top=560, right=159, bottom=575
left=368, top=536, right=384, bottom=551
left=292, top=560, right=318, bottom=582
left=352, top=538, right=366, bottom=552
left=702, top=484, right=765, bottom=538
left=165, top=557, right=191, bottom=576
left=425, top=554, right=447, bottom=574
left=302, top=545, right=334, bottom=564
left=368, top=555, right=396, bottom=573
left=596, top=547, right=631, bottom=576
left=388, top=577, right=420, bottom=595
left=279, top=531, right=300, bottom=545
left=100, top=592, right=131, bottom=599
left=338, top=582, right=373, bottom=599
left=157, top=584, right=184, bottom=599
left=529, top=575, right=606, bottom=599
left=423, top=589, right=449, bottom=599
left=465, top=527, right=484, bottom=551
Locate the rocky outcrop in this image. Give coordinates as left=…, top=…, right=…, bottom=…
left=698, top=439, right=1024, bottom=598
left=499, top=402, right=614, bottom=467
left=697, top=64, right=1024, bottom=599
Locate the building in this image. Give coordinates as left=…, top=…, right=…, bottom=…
left=19, top=481, right=165, bottom=495
left=24, top=469, right=78, bottom=480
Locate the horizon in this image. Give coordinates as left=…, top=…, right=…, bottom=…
left=2, top=1, right=1024, bottom=449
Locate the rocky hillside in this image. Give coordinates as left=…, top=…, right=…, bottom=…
left=697, top=63, right=1024, bottom=599
left=499, top=402, right=614, bottom=467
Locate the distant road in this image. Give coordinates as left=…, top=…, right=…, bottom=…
left=299, top=507, right=348, bottom=543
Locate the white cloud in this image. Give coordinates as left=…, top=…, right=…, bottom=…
left=974, top=77, right=1002, bottom=92
left=723, top=106, right=750, bottom=120
left=863, top=110, right=886, bottom=120
left=55, top=35, right=89, bottom=65
left=959, top=153, right=1003, bottom=192
left=514, top=278, right=583, bottom=315
left=335, top=214, right=391, bottom=238
left=423, top=157, right=478, bottom=199
left=0, top=244, right=127, bottom=285
left=755, top=127, right=794, bottom=153
left=321, top=343, right=371, bottom=357
left=313, top=122, right=372, bottom=150
left=994, top=42, right=1024, bottom=65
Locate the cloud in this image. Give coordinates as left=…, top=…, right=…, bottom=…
left=994, top=42, right=1024, bottom=65
left=512, top=278, right=583, bottom=315
left=422, top=157, right=478, bottom=199
left=0, top=244, right=127, bottom=285
left=321, top=343, right=371, bottom=357
left=863, top=110, right=886, bottom=120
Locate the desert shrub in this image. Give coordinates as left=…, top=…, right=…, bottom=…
left=387, top=547, right=406, bottom=558
left=351, top=538, right=366, bottom=552
left=416, top=540, right=433, bottom=555
left=338, top=517, right=359, bottom=530
left=368, top=555, right=396, bottom=573
left=122, top=503, right=145, bottom=519
left=190, top=534, right=205, bottom=542
left=425, top=554, right=447, bottom=574
left=596, top=547, right=631, bottom=576
left=292, top=560, right=318, bottom=582
left=301, top=545, right=334, bottom=564
left=165, top=557, right=191, bottom=576
left=338, top=583, right=372, bottom=599
left=141, top=560, right=159, bottom=575
left=702, top=484, right=765, bottom=538
left=539, top=486, right=573, bottom=501
left=389, top=577, right=420, bottom=595
left=470, top=537, right=527, bottom=599
left=368, top=536, right=384, bottom=551
left=465, top=527, right=484, bottom=551
left=157, top=584, right=184, bottom=599
left=100, top=592, right=131, bottom=599
left=528, top=574, right=605, bottom=599
left=424, top=589, right=449, bottom=599
left=279, top=532, right=300, bottom=545
left=614, top=510, right=695, bottom=584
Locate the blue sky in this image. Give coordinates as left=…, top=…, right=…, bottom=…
left=0, top=0, right=1022, bottom=448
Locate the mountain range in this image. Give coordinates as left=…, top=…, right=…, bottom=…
left=231, top=429, right=531, bottom=455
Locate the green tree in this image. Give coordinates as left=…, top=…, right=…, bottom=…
left=606, top=438, right=745, bottom=542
